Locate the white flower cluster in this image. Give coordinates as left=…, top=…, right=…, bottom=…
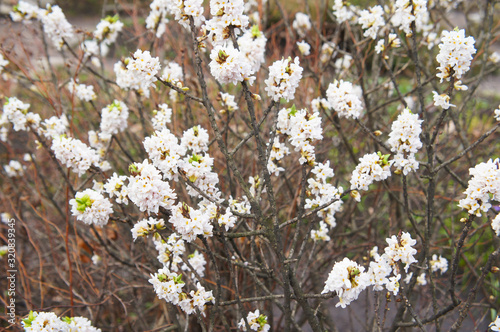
left=169, top=0, right=205, bottom=30
left=4, top=160, right=24, bottom=177
left=292, top=12, right=311, bottom=38
left=332, top=0, right=356, bottom=23
left=209, top=46, right=254, bottom=85
left=94, top=15, right=124, bottom=46
left=384, top=232, right=418, bottom=272
left=238, top=26, right=267, bottom=73
left=277, top=106, right=323, bottom=165
left=67, top=79, right=97, bottom=102
left=128, top=160, right=177, bottom=214
left=182, top=250, right=207, bottom=278
left=104, top=173, right=129, bottom=204
left=3, top=97, right=40, bottom=131
left=490, top=316, right=500, bottom=332
left=205, top=0, right=248, bottom=45
left=51, top=135, right=101, bottom=176
left=391, top=0, right=430, bottom=36
left=146, top=0, right=170, bottom=37
left=387, top=108, right=423, bottom=175
left=436, top=28, right=476, bottom=83
left=161, top=61, right=183, bottom=84
left=169, top=202, right=213, bottom=242
left=458, top=158, right=500, bottom=217
left=181, top=154, right=221, bottom=200
left=238, top=309, right=271, bottom=331
left=430, top=254, right=448, bottom=274
left=144, top=128, right=186, bottom=180
left=131, top=217, right=165, bottom=241
left=326, top=80, right=364, bottom=119
left=149, top=267, right=213, bottom=314
left=115, top=49, right=161, bottom=97
left=39, top=5, right=75, bottom=50
left=152, top=103, right=173, bottom=130
left=265, top=57, right=303, bottom=102
left=10, top=1, right=40, bottom=22
left=267, top=137, right=289, bottom=176
left=38, top=114, right=69, bottom=139
left=432, top=91, right=455, bottom=109
left=154, top=233, right=185, bottom=270
left=181, top=125, right=210, bottom=154
left=306, top=161, right=344, bottom=236
left=358, top=5, right=385, bottom=39
left=319, top=42, right=336, bottom=64
left=219, top=92, right=239, bottom=113
left=69, top=189, right=113, bottom=227
left=375, top=33, right=401, bottom=55
left=99, top=100, right=129, bottom=140
left=311, top=221, right=331, bottom=242
left=322, top=258, right=371, bottom=308
left=350, top=152, right=392, bottom=197
left=22, top=311, right=101, bottom=332
left=297, top=40, right=311, bottom=56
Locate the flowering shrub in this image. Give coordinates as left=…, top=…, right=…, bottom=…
left=1, top=0, right=500, bottom=331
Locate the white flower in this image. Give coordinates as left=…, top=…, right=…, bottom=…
left=416, top=273, right=427, bottom=286
left=0, top=53, right=9, bottom=75
left=146, top=0, right=170, bottom=37
left=22, top=311, right=69, bottom=332
left=319, top=42, right=336, bottom=64
left=115, top=50, right=161, bottom=96
left=149, top=267, right=185, bottom=305
left=51, top=136, right=101, bottom=176
left=326, top=80, right=363, bottom=119
left=367, top=253, right=393, bottom=292
left=492, top=214, right=500, bottom=237
left=297, top=40, right=311, bottom=56
left=104, top=173, right=129, bottom=204
left=432, top=91, right=455, bottom=109
left=436, top=29, right=476, bottom=83
left=391, top=0, right=430, bottom=36
left=458, top=158, right=500, bottom=217
left=152, top=103, right=173, bottom=131
left=311, top=221, right=331, bottom=242
left=168, top=0, right=205, bottom=30
left=489, top=51, right=500, bottom=64
left=238, top=26, right=267, bottom=73
left=292, top=12, right=311, bottom=37
left=3, top=97, right=40, bottom=131
left=91, top=254, right=101, bottom=266
left=161, top=61, right=183, bottom=84
left=39, top=5, right=75, bottom=50
left=131, top=217, right=165, bottom=241
left=10, top=1, right=41, bottom=22
left=94, top=15, right=123, bottom=45
left=350, top=152, right=392, bottom=192
left=39, top=114, right=67, bottom=140
left=430, top=254, right=448, bottom=274
left=332, top=0, right=355, bottom=23
left=168, top=202, right=213, bottom=242
left=322, top=257, right=371, bottom=308
left=387, top=108, right=423, bottom=175
left=358, top=6, right=385, bottom=40
left=265, top=57, right=303, bottom=102
left=204, top=0, right=247, bottom=45
left=67, top=79, right=96, bottom=102
left=99, top=100, right=129, bottom=140
left=209, top=46, right=254, bottom=85
left=238, top=309, right=270, bottom=331
left=70, top=189, right=113, bottom=227
left=219, top=92, right=239, bottom=113
left=181, top=126, right=209, bottom=154
left=386, top=274, right=401, bottom=295
left=384, top=232, right=418, bottom=272
left=127, top=160, right=177, bottom=214
left=490, top=316, right=500, bottom=332
left=144, top=128, right=186, bottom=180
left=493, top=106, right=500, bottom=122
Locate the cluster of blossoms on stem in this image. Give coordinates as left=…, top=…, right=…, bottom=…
left=391, top=0, right=431, bottom=36
left=128, top=160, right=177, bottom=214
left=238, top=26, right=267, bottom=73
left=238, top=309, right=271, bottom=331
left=306, top=161, right=344, bottom=237
left=69, top=189, right=113, bottom=227
left=131, top=217, right=165, bottom=241
left=205, top=0, right=248, bottom=45
left=3, top=97, right=40, bottom=132
left=115, top=49, right=161, bottom=97
left=22, top=311, right=100, bottom=332
left=436, top=28, right=476, bottom=83
left=277, top=105, right=323, bottom=165
left=168, top=0, right=205, bottom=30
left=265, top=57, right=303, bottom=102
left=152, top=104, right=173, bottom=130
left=3, top=160, right=24, bottom=177
left=292, top=12, right=311, bottom=38
left=358, top=5, right=385, bottom=40
left=375, top=33, right=401, bottom=56
left=67, top=79, right=97, bottom=102
left=104, top=173, right=129, bottom=204
left=267, top=137, right=290, bottom=176
left=146, top=0, right=170, bottom=37
left=430, top=254, right=449, bottom=274
left=458, top=158, right=500, bottom=217
left=326, top=80, right=364, bottom=119
left=387, top=108, right=423, bottom=175
left=350, top=152, right=392, bottom=200
left=296, top=40, right=311, bottom=56
left=219, top=92, right=239, bottom=113
left=149, top=267, right=214, bottom=315
left=154, top=233, right=185, bottom=271
left=209, top=46, right=254, bottom=85
left=144, top=127, right=186, bottom=180
left=51, top=135, right=102, bottom=176
left=99, top=100, right=129, bottom=140
left=384, top=231, right=418, bottom=272
left=93, top=15, right=124, bottom=46
left=332, top=0, right=356, bottom=23
left=168, top=202, right=214, bottom=242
